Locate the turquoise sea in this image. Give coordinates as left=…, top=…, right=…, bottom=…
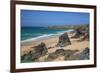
left=21, top=27, right=69, bottom=42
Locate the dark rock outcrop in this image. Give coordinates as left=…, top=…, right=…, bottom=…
left=81, top=25, right=89, bottom=41
left=64, top=50, right=79, bottom=60
left=78, top=47, right=89, bottom=60
left=21, top=42, right=48, bottom=62
left=80, top=32, right=89, bottom=41
left=46, top=49, right=78, bottom=61
left=71, top=25, right=89, bottom=41
left=46, top=49, right=65, bottom=61
left=31, top=42, right=48, bottom=59
left=56, top=32, right=71, bottom=47
left=67, top=47, right=90, bottom=60
left=21, top=51, right=33, bottom=62
left=71, top=28, right=83, bottom=38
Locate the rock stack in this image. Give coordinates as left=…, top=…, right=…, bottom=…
left=56, top=32, right=71, bottom=47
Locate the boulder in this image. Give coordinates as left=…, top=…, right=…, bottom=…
left=80, top=32, right=89, bottom=41
left=64, top=49, right=79, bottom=60
left=31, top=42, right=48, bottom=59
left=71, top=28, right=82, bottom=38
left=46, top=49, right=78, bottom=61
left=46, top=49, right=66, bottom=61
left=81, top=25, right=89, bottom=41
left=68, top=47, right=90, bottom=60
left=55, top=49, right=65, bottom=55
left=79, top=47, right=90, bottom=60
left=21, top=51, right=33, bottom=62
left=71, top=25, right=89, bottom=41
left=57, top=32, right=71, bottom=47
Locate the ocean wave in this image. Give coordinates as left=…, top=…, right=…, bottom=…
left=21, top=34, right=55, bottom=43
left=56, top=29, right=74, bottom=35
left=21, top=29, right=73, bottom=43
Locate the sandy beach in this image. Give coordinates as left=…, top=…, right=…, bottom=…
left=21, top=33, right=89, bottom=59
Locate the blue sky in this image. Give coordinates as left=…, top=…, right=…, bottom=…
left=21, top=10, right=89, bottom=27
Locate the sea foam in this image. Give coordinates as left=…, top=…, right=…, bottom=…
left=21, top=29, right=73, bottom=43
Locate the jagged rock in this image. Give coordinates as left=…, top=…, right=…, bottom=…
left=46, top=49, right=78, bottom=61
left=68, top=47, right=90, bottom=60
left=31, top=42, right=48, bottom=59
left=71, top=28, right=82, bottom=38
left=78, top=47, right=90, bottom=60
left=56, top=32, right=71, bottom=47
left=21, top=51, right=33, bottom=62
left=81, top=25, right=89, bottom=41
left=80, top=32, right=89, bottom=41
left=46, top=49, right=65, bottom=61
left=71, top=25, right=89, bottom=41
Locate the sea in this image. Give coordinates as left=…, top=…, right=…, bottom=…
left=21, top=27, right=71, bottom=42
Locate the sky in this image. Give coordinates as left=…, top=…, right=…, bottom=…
left=21, top=10, right=90, bottom=27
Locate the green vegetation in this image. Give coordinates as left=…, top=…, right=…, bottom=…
left=48, top=24, right=89, bottom=30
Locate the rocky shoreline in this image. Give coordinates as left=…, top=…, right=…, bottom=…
left=21, top=25, right=89, bottom=63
